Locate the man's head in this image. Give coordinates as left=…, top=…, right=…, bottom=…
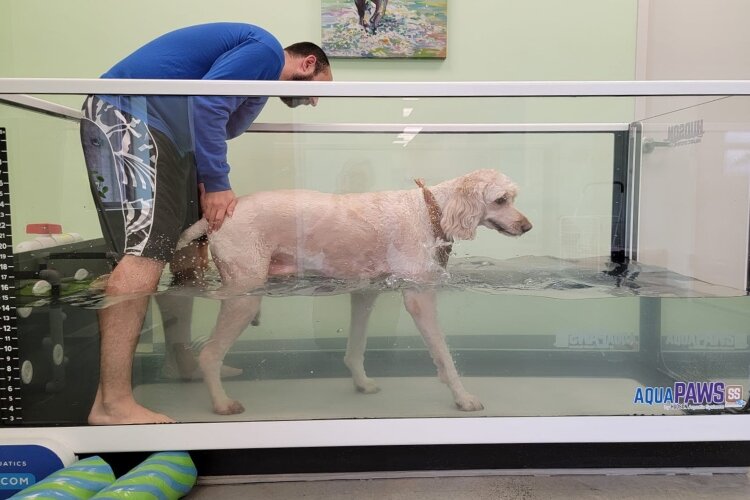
left=280, top=42, right=333, bottom=108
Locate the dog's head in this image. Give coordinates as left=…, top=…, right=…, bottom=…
left=441, top=169, right=532, bottom=240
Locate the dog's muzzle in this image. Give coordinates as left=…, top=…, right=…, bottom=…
left=488, top=218, right=533, bottom=236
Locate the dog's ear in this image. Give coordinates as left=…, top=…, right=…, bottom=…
left=440, top=177, right=487, bottom=240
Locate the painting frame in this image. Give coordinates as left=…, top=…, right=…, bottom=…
left=321, top=0, right=448, bottom=59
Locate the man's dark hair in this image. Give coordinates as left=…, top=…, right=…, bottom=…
left=284, top=42, right=331, bottom=75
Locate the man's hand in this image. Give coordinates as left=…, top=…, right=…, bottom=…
left=199, top=184, right=237, bottom=233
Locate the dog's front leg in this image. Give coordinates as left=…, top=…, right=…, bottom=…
left=402, top=289, right=484, bottom=411
left=199, top=294, right=261, bottom=415
left=344, top=291, right=380, bottom=394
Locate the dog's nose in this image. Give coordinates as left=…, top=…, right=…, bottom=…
left=521, top=220, right=533, bottom=233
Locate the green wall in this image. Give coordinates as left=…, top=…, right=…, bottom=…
left=1, top=0, right=636, bottom=80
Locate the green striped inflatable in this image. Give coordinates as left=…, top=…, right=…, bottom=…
left=90, top=452, right=196, bottom=499
left=9, top=455, right=115, bottom=499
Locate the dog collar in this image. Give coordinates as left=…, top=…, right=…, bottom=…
left=415, top=178, right=453, bottom=268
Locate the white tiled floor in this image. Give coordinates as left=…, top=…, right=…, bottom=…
left=186, top=472, right=750, bottom=499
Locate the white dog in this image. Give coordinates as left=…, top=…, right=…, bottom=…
left=177, top=169, right=532, bottom=415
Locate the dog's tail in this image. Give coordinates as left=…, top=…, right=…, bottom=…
left=175, top=218, right=209, bottom=251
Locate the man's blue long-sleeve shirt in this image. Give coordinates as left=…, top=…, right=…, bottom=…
left=101, top=23, right=284, bottom=192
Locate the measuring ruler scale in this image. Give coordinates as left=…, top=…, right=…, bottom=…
left=0, top=128, right=21, bottom=425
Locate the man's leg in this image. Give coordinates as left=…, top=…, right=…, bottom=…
left=157, top=241, right=203, bottom=379
left=88, top=255, right=173, bottom=424
left=156, top=295, right=198, bottom=380
left=81, top=95, right=183, bottom=424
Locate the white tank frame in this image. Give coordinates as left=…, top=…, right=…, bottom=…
left=0, top=79, right=748, bottom=454
left=1, top=78, right=750, bottom=96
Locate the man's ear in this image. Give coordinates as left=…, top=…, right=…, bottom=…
left=300, top=55, right=317, bottom=77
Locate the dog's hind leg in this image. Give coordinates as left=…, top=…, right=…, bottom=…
left=344, top=291, right=380, bottom=394
left=199, top=293, right=262, bottom=415
left=402, top=289, right=484, bottom=411
left=199, top=259, right=268, bottom=415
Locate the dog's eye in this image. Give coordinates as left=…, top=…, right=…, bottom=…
left=495, top=196, right=508, bottom=205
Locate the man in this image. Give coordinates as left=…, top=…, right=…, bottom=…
left=80, top=22, right=333, bottom=424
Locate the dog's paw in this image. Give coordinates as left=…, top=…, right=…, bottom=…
left=455, top=394, right=484, bottom=412
left=214, top=399, right=245, bottom=415
left=355, top=378, right=381, bottom=394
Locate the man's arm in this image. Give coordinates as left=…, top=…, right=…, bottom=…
left=192, top=41, right=283, bottom=230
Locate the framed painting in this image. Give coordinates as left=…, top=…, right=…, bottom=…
left=322, top=0, right=448, bottom=59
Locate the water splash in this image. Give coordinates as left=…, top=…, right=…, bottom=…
left=39, top=255, right=746, bottom=311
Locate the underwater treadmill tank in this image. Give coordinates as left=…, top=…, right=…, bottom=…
left=0, top=81, right=748, bottom=449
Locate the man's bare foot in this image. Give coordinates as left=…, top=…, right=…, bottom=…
left=161, top=354, right=243, bottom=381
left=88, top=400, right=175, bottom=425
